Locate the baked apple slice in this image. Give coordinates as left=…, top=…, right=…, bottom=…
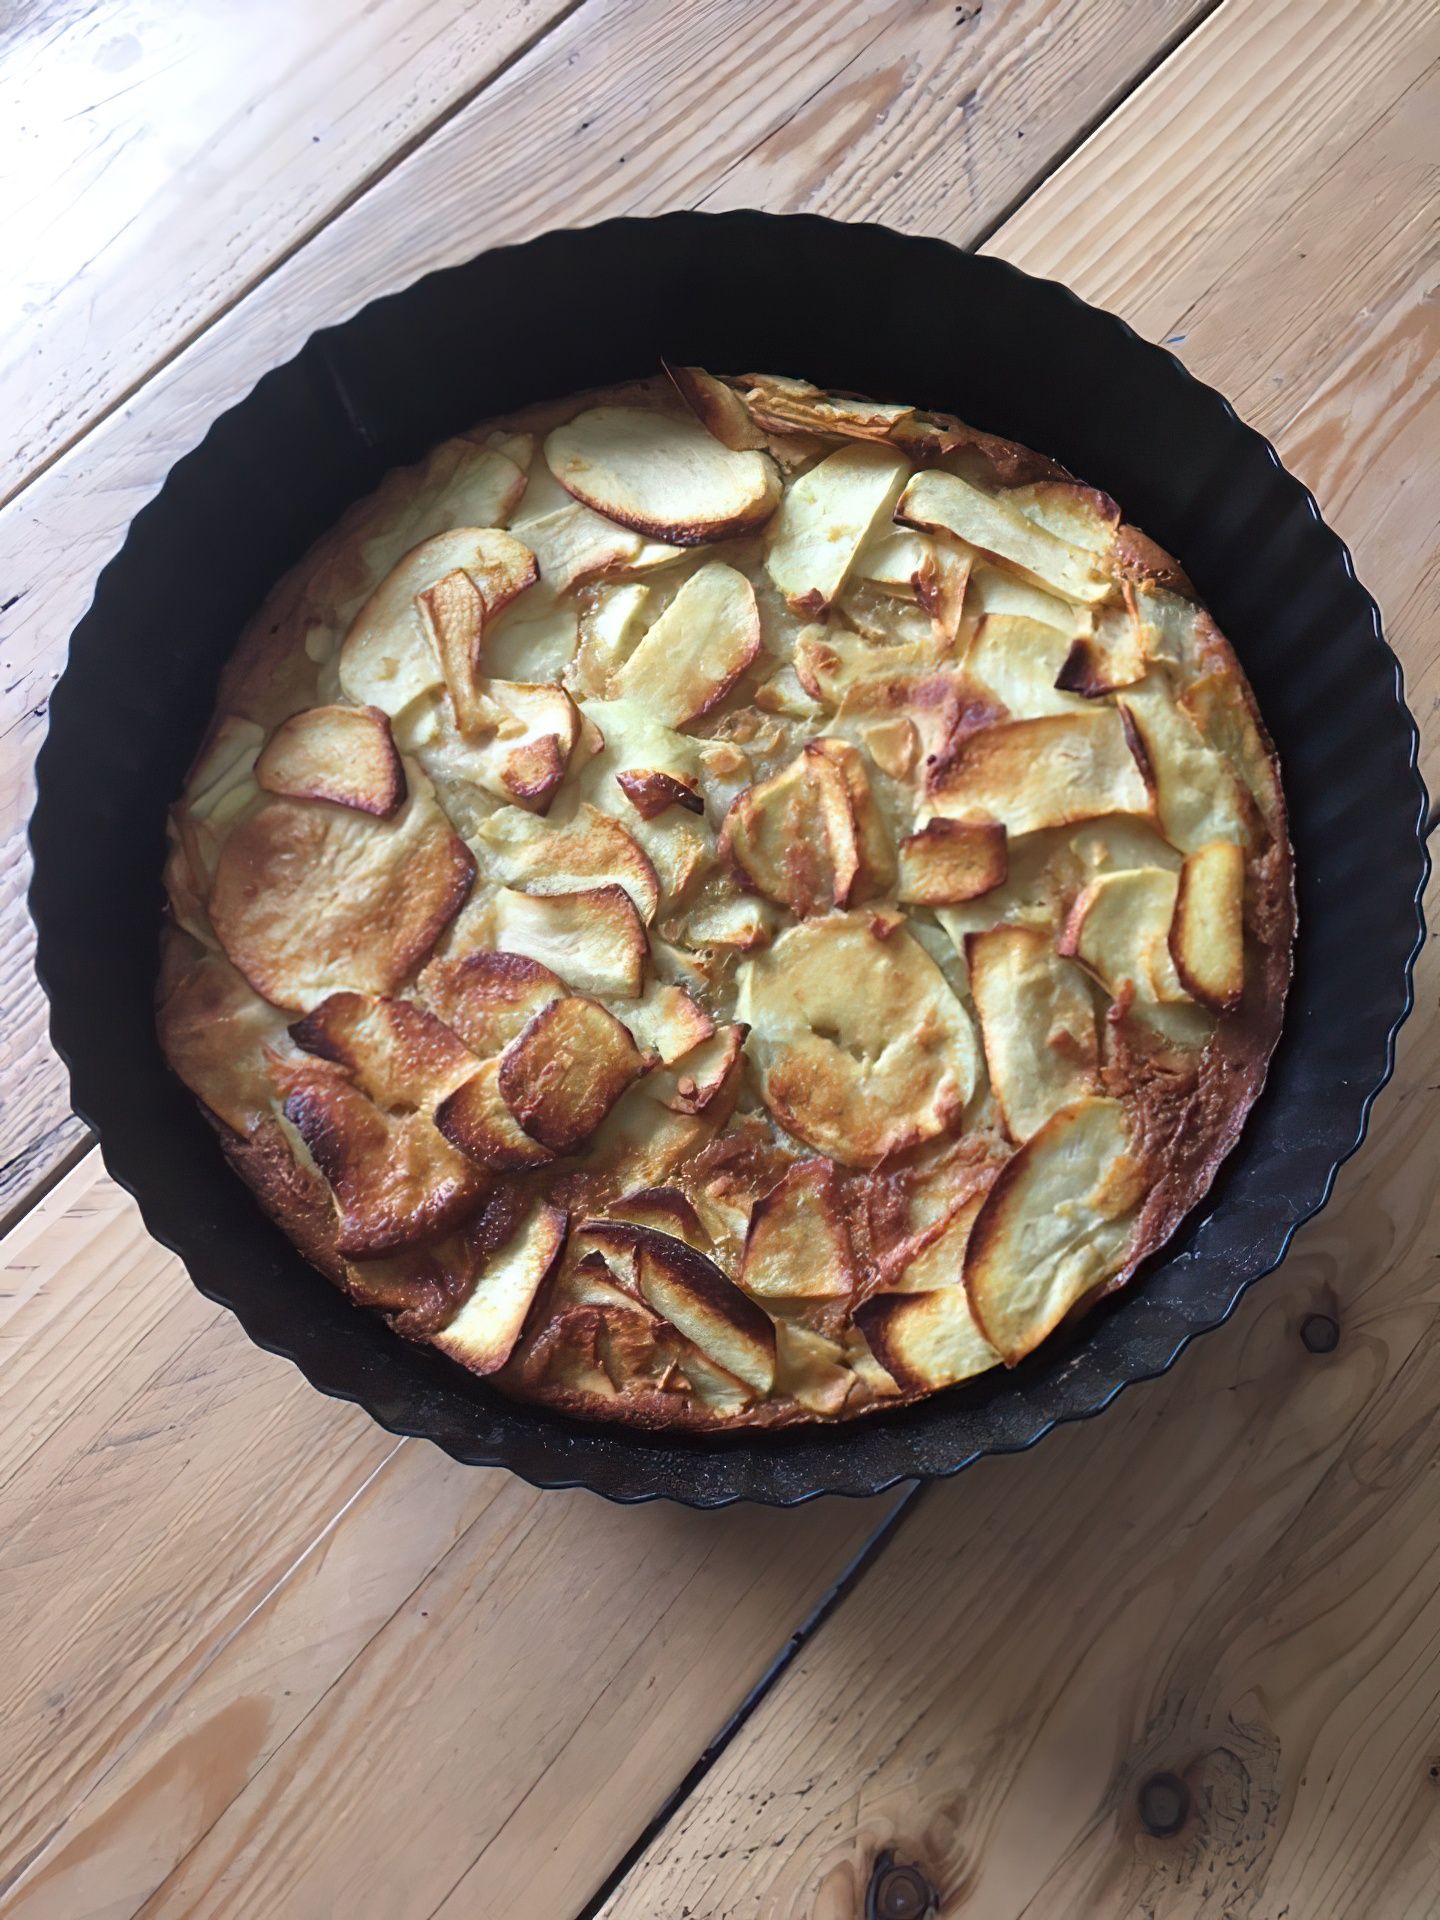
left=966, top=925, right=1097, bottom=1143
left=432, top=1202, right=567, bottom=1374
left=418, top=949, right=563, bottom=1059
left=289, top=990, right=476, bottom=1109
left=608, top=562, right=761, bottom=727
left=897, top=819, right=1007, bottom=907
left=498, top=995, right=652, bottom=1153
left=474, top=802, right=661, bottom=924
left=544, top=406, right=781, bottom=545
left=898, top=469, right=1111, bottom=605
left=434, top=1059, right=556, bottom=1171
left=853, top=1285, right=998, bottom=1393
left=965, top=1096, right=1142, bottom=1363
left=765, top=443, right=911, bottom=615
left=739, top=1159, right=856, bottom=1300
left=925, top=709, right=1153, bottom=836
left=1169, top=839, right=1246, bottom=1011
left=737, top=913, right=979, bottom=1168
left=490, top=883, right=648, bottom=999
left=255, top=704, right=406, bottom=818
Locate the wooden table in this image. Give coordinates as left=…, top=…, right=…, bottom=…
left=1, top=2, right=1435, bottom=1914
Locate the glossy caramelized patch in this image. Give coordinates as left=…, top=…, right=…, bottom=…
left=159, top=369, right=1291, bottom=1431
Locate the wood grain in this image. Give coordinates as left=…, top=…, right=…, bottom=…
left=0, top=1155, right=899, bottom=1919
left=0, top=0, right=1207, bottom=1219
left=599, top=894, right=1440, bottom=1918
left=0, top=0, right=578, bottom=500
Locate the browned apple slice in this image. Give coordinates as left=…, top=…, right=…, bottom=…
left=280, top=1062, right=489, bottom=1255
left=628, top=1228, right=777, bottom=1394
left=739, top=1159, right=856, bottom=1300
left=607, top=562, right=761, bottom=726
left=897, top=819, right=1007, bottom=906
left=622, top=978, right=715, bottom=1064
left=644, top=1023, right=747, bottom=1116
left=417, top=949, right=563, bottom=1058
left=882, top=1190, right=989, bottom=1292
left=925, top=709, right=1153, bottom=836
left=736, top=373, right=915, bottom=443
left=912, top=535, right=973, bottom=648
left=853, top=1285, right=999, bottom=1392
left=965, top=1097, right=1141, bottom=1362
left=210, top=773, right=474, bottom=1010
left=157, top=948, right=289, bottom=1135
left=808, top=736, right=895, bottom=897
left=1007, top=480, right=1120, bottom=554
left=764, top=443, right=911, bottom=615
left=569, top=695, right=709, bottom=899
left=1055, top=599, right=1147, bottom=697
left=898, top=469, right=1111, bottom=605
left=544, top=406, right=781, bottom=545
left=498, top=995, right=651, bottom=1153
left=606, top=1186, right=712, bottom=1248
left=856, top=527, right=934, bottom=595
left=737, top=913, right=979, bottom=1168
left=289, top=990, right=476, bottom=1109
left=491, top=883, right=648, bottom=999
left=1169, top=839, right=1246, bottom=1011
left=774, top=1322, right=854, bottom=1416
left=433, top=1059, right=556, bottom=1171
left=431, top=1202, right=567, bottom=1374
left=615, top=768, right=705, bottom=820
left=665, top=364, right=769, bottom=450
left=964, top=613, right=1089, bottom=719
left=1118, top=679, right=1258, bottom=853
left=1058, top=866, right=1186, bottom=1002
left=474, top=802, right=661, bottom=923
left=416, top=534, right=539, bottom=731
left=255, top=704, right=406, bottom=817
left=684, top=891, right=775, bottom=953
left=967, top=926, right=1097, bottom=1143
left=339, top=528, right=536, bottom=716
left=720, top=744, right=860, bottom=917
left=454, top=681, right=581, bottom=812
left=792, top=627, right=936, bottom=708
left=967, top=562, right=1085, bottom=633
left=1177, top=670, right=1284, bottom=837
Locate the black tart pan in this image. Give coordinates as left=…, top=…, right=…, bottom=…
left=30, top=212, right=1429, bottom=1506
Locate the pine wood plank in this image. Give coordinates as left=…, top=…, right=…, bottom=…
left=0, top=0, right=579, bottom=501
left=0, top=0, right=1208, bottom=1219
left=0, top=1152, right=899, bottom=1918
left=598, top=903, right=1440, bottom=1919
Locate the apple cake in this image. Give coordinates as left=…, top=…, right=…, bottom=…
left=157, top=367, right=1293, bottom=1430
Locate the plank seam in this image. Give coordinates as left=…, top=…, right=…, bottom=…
left=0, top=0, right=596, bottom=517
left=568, top=1484, right=931, bottom=1920
left=968, top=0, right=1231, bottom=254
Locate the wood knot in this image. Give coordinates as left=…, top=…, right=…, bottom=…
left=866, top=1850, right=937, bottom=1919
left=1138, top=1771, right=1190, bottom=1836
left=1300, top=1313, right=1339, bottom=1354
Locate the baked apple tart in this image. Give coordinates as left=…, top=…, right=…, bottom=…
left=158, top=368, right=1293, bottom=1430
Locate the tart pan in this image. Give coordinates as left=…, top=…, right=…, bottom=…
left=30, top=212, right=1428, bottom=1507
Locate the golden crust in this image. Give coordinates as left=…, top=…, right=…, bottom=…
left=159, top=369, right=1293, bottom=1432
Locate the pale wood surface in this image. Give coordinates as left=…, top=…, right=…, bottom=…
left=0, top=0, right=1209, bottom=1218
left=0, top=1155, right=901, bottom=1919
left=0, top=0, right=575, bottom=500
left=0, top=0, right=1434, bottom=1916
